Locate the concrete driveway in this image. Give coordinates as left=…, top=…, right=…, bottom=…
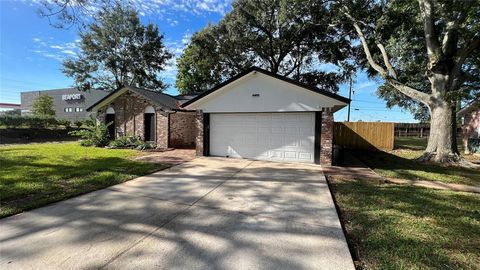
left=0, top=157, right=354, bottom=270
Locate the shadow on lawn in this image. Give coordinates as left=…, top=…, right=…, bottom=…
left=330, top=179, right=480, bottom=269
left=0, top=155, right=166, bottom=215
left=348, top=149, right=480, bottom=185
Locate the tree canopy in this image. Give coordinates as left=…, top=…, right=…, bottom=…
left=175, top=0, right=353, bottom=95
left=32, top=95, right=55, bottom=117
left=328, top=0, right=480, bottom=162
left=329, top=0, right=479, bottom=121
left=62, top=4, right=172, bottom=92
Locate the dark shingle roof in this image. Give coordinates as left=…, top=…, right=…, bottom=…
left=86, top=85, right=179, bottom=111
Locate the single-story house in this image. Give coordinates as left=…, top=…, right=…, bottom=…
left=87, top=67, right=350, bottom=165
left=458, top=100, right=480, bottom=154
left=87, top=85, right=197, bottom=149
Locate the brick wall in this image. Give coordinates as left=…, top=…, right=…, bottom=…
left=195, top=111, right=204, bottom=156
left=156, top=110, right=169, bottom=149
left=462, top=109, right=480, bottom=154
left=95, top=91, right=169, bottom=149
left=320, top=110, right=333, bottom=166
left=169, top=111, right=196, bottom=148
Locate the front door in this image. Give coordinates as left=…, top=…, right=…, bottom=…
left=144, top=113, right=155, bottom=141
left=105, top=114, right=115, bottom=139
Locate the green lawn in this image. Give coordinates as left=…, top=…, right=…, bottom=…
left=330, top=178, right=480, bottom=269
left=353, top=137, right=480, bottom=186
left=0, top=143, right=167, bottom=218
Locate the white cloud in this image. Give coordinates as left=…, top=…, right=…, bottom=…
left=31, top=37, right=80, bottom=61
left=356, top=81, right=375, bottom=90
left=129, top=0, right=232, bottom=16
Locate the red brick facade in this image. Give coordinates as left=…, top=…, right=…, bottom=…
left=462, top=108, right=480, bottom=154
left=169, top=111, right=196, bottom=148
left=95, top=91, right=195, bottom=150
left=320, top=110, right=333, bottom=166
left=96, top=90, right=335, bottom=163
left=194, top=111, right=204, bottom=156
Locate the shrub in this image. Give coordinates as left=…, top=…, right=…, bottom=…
left=69, top=120, right=111, bottom=147
left=109, top=135, right=156, bottom=150
left=0, top=115, right=58, bottom=128
left=135, top=140, right=157, bottom=150
left=57, top=119, right=71, bottom=127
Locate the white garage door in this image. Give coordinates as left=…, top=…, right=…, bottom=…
left=210, top=112, right=315, bottom=163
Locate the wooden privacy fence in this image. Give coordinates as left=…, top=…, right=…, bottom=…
left=334, top=122, right=395, bottom=150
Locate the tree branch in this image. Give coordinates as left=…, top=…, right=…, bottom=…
left=388, top=80, right=431, bottom=105
left=442, top=7, right=467, bottom=57
left=343, top=7, right=430, bottom=105
left=455, top=36, right=480, bottom=70
left=376, top=43, right=398, bottom=79
left=343, top=11, right=387, bottom=77
left=418, top=0, right=443, bottom=61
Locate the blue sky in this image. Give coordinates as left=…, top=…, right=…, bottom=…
left=0, top=0, right=417, bottom=122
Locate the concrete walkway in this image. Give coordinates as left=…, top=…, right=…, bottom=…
left=0, top=157, right=354, bottom=270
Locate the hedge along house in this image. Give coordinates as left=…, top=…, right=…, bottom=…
left=182, top=67, right=350, bottom=166
left=87, top=85, right=196, bottom=149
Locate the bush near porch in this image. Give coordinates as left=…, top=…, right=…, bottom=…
left=0, top=143, right=167, bottom=218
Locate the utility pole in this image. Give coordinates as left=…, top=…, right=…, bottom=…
left=347, top=76, right=353, bottom=122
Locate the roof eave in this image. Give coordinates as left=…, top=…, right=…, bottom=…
left=181, top=67, right=350, bottom=109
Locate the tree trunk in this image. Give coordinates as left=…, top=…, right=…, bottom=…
left=420, top=100, right=460, bottom=163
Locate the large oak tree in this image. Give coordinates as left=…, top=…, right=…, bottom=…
left=62, top=4, right=172, bottom=91
left=328, top=0, right=480, bottom=163
left=176, top=0, right=352, bottom=94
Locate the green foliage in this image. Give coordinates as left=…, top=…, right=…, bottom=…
left=63, top=4, right=172, bottom=91
left=0, top=142, right=166, bottom=217
left=176, top=0, right=352, bottom=94
left=330, top=0, right=480, bottom=120
left=109, top=135, right=156, bottom=150
left=31, top=94, right=55, bottom=116
left=0, top=115, right=58, bottom=128
left=68, top=119, right=111, bottom=147
left=57, top=119, right=71, bottom=127
left=2, top=109, right=21, bottom=116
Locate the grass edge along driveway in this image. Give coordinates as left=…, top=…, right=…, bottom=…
left=0, top=142, right=168, bottom=218
left=329, top=177, right=480, bottom=270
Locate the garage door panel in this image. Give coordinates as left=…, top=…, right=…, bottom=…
left=210, top=113, right=315, bottom=163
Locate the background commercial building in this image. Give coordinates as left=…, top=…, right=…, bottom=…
left=21, top=88, right=109, bottom=122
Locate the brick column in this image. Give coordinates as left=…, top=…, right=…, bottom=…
left=155, top=110, right=169, bottom=149
left=320, top=109, right=333, bottom=166
left=195, top=110, right=204, bottom=156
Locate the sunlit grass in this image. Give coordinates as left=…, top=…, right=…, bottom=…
left=353, top=136, right=480, bottom=186
left=0, top=142, right=167, bottom=218
left=330, top=178, right=480, bottom=269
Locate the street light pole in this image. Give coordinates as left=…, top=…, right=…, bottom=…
left=347, top=76, right=353, bottom=122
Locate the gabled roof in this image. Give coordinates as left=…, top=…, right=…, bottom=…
left=86, top=85, right=179, bottom=112
left=458, top=100, right=480, bottom=116
left=181, top=67, right=350, bottom=108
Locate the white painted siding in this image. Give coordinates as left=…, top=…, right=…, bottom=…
left=186, top=72, right=347, bottom=113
